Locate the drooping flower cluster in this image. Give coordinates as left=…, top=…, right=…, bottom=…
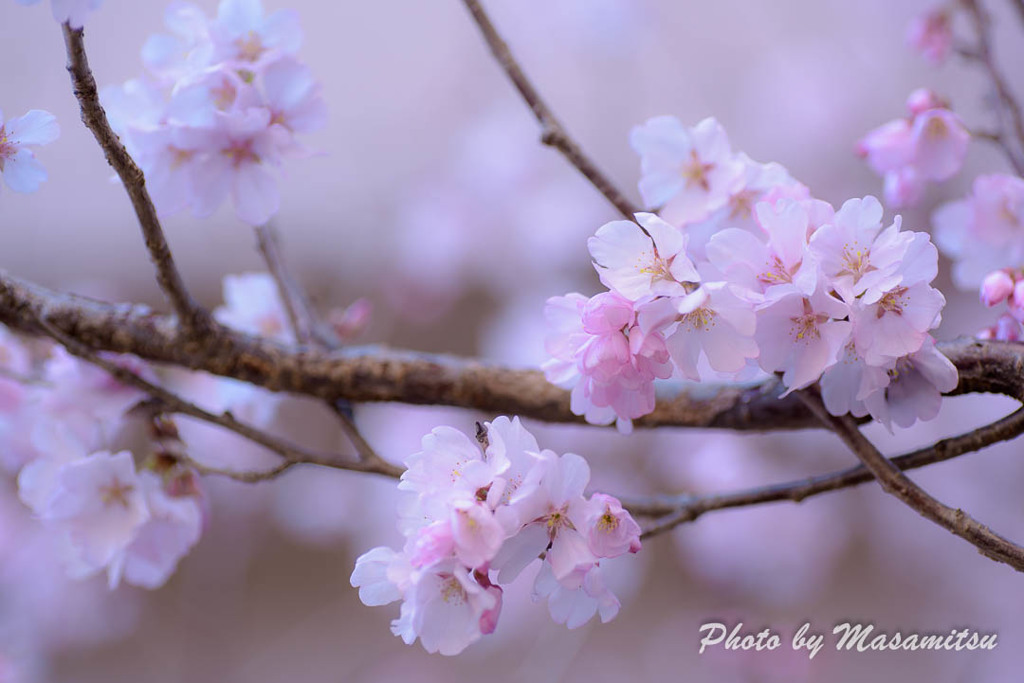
left=857, top=89, right=970, bottom=208
left=102, top=0, right=326, bottom=225
left=350, top=417, right=641, bottom=655
left=15, top=0, right=102, bottom=28
left=12, top=344, right=204, bottom=589
left=545, top=116, right=957, bottom=432
left=0, top=108, right=59, bottom=197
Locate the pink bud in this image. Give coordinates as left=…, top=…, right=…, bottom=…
left=906, top=88, right=947, bottom=117
left=328, top=298, right=372, bottom=341
left=980, top=270, right=1014, bottom=307
left=1010, top=280, right=1024, bottom=320
left=478, top=585, right=503, bottom=635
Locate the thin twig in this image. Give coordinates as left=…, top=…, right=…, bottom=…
left=252, top=226, right=393, bottom=471
left=254, top=224, right=340, bottom=348
left=636, top=406, right=1024, bottom=537
left=797, top=389, right=1024, bottom=573
left=459, top=0, right=639, bottom=219
left=959, top=0, right=1024, bottom=174
left=35, top=317, right=404, bottom=480
left=61, top=25, right=211, bottom=335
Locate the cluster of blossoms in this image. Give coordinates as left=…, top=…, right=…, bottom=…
left=15, top=0, right=101, bottom=28
left=0, top=108, right=59, bottom=196
left=102, top=0, right=327, bottom=225
left=12, top=348, right=203, bottom=590
left=350, top=417, right=641, bottom=655
left=857, top=89, right=970, bottom=208
left=544, top=116, right=957, bottom=432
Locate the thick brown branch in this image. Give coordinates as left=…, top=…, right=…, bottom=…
left=459, top=0, right=639, bottom=219
left=635, top=406, right=1024, bottom=536
left=3, top=270, right=1024, bottom=431
left=62, top=25, right=211, bottom=335
left=797, top=389, right=1024, bottom=573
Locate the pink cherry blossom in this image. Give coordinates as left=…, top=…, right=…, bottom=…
left=108, top=471, right=203, bottom=589
left=584, top=493, right=641, bottom=558
left=0, top=109, right=59, bottom=196
left=861, top=337, right=959, bottom=430
left=542, top=292, right=672, bottom=432
left=755, top=288, right=852, bottom=393
left=933, top=174, right=1024, bottom=288
left=906, top=8, right=954, bottom=65
left=533, top=561, right=620, bottom=629
left=587, top=213, right=698, bottom=300
left=630, top=116, right=745, bottom=224
left=41, top=451, right=150, bottom=577
left=214, top=272, right=294, bottom=343
left=210, top=0, right=302, bottom=69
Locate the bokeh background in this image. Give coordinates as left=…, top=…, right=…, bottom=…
left=2, top=0, right=1024, bottom=680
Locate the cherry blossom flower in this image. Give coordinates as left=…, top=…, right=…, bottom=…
left=857, top=90, right=969, bottom=208
left=209, top=0, right=302, bottom=70
left=630, top=116, right=745, bottom=224
left=40, top=451, right=150, bottom=578
left=861, top=337, right=959, bottom=430
left=906, top=7, right=954, bottom=65
left=108, top=472, right=203, bottom=589
left=933, top=174, right=1024, bottom=289
left=0, top=109, right=59, bottom=196
left=15, top=0, right=102, bottom=28
left=587, top=213, right=698, bottom=300
left=542, top=292, right=672, bottom=432
left=980, top=269, right=1015, bottom=307
left=351, top=419, right=640, bottom=654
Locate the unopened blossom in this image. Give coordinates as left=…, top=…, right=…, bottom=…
left=980, top=269, right=1015, bottom=307
left=906, top=8, right=954, bottom=65
left=630, top=116, right=745, bottom=224
left=15, top=0, right=102, bottom=27
left=933, top=174, right=1024, bottom=288
left=0, top=109, right=59, bottom=196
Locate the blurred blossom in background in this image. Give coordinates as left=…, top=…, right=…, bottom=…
left=2, top=0, right=1024, bottom=681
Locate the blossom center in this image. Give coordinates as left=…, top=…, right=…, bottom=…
left=440, top=575, right=468, bottom=605
left=837, top=242, right=877, bottom=283
left=680, top=305, right=716, bottom=332
left=876, top=286, right=909, bottom=318
left=235, top=32, right=265, bottom=63
left=681, top=149, right=714, bottom=191
left=759, top=254, right=794, bottom=285
left=100, top=478, right=134, bottom=508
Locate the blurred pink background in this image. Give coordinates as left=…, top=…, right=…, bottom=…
left=3, top=0, right=1024, bottom=681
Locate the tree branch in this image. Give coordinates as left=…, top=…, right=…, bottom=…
left=2, top=269, right=1023, bottom=432
left=959, top=0, right=1024, bottom=174
left=458, top=0, right=640, bottom=219
left=635, top=406, right=1024, bottom=537
left=61, top=25, right=211, bottom=335
left=796, top=389, right=1024, bottom=573
left=34, top=316, right=403, bottom=481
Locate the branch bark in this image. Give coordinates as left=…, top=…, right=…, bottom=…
left=459, top=0, right=640, bottom=219
left=797, top=389, right=1024, bottom=573
left=62, top=25, right=211, bottom=335
left=3, top=269, right=1023, bottom=431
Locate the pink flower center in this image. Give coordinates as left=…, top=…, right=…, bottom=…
left=680, top=305, right=716, bottom=332
left=440, top=575, right=468, bottom=605
left=100, top=478, right=134, bottom=508
left=837, top=242, right=876, bottom=284
left=681, top=149, right=715, bottom=191
left=876, top=286, right=909, bottom=318
left=235, top=32, right=265, bottom=63
left=223, top=140, right=259, bottom=168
